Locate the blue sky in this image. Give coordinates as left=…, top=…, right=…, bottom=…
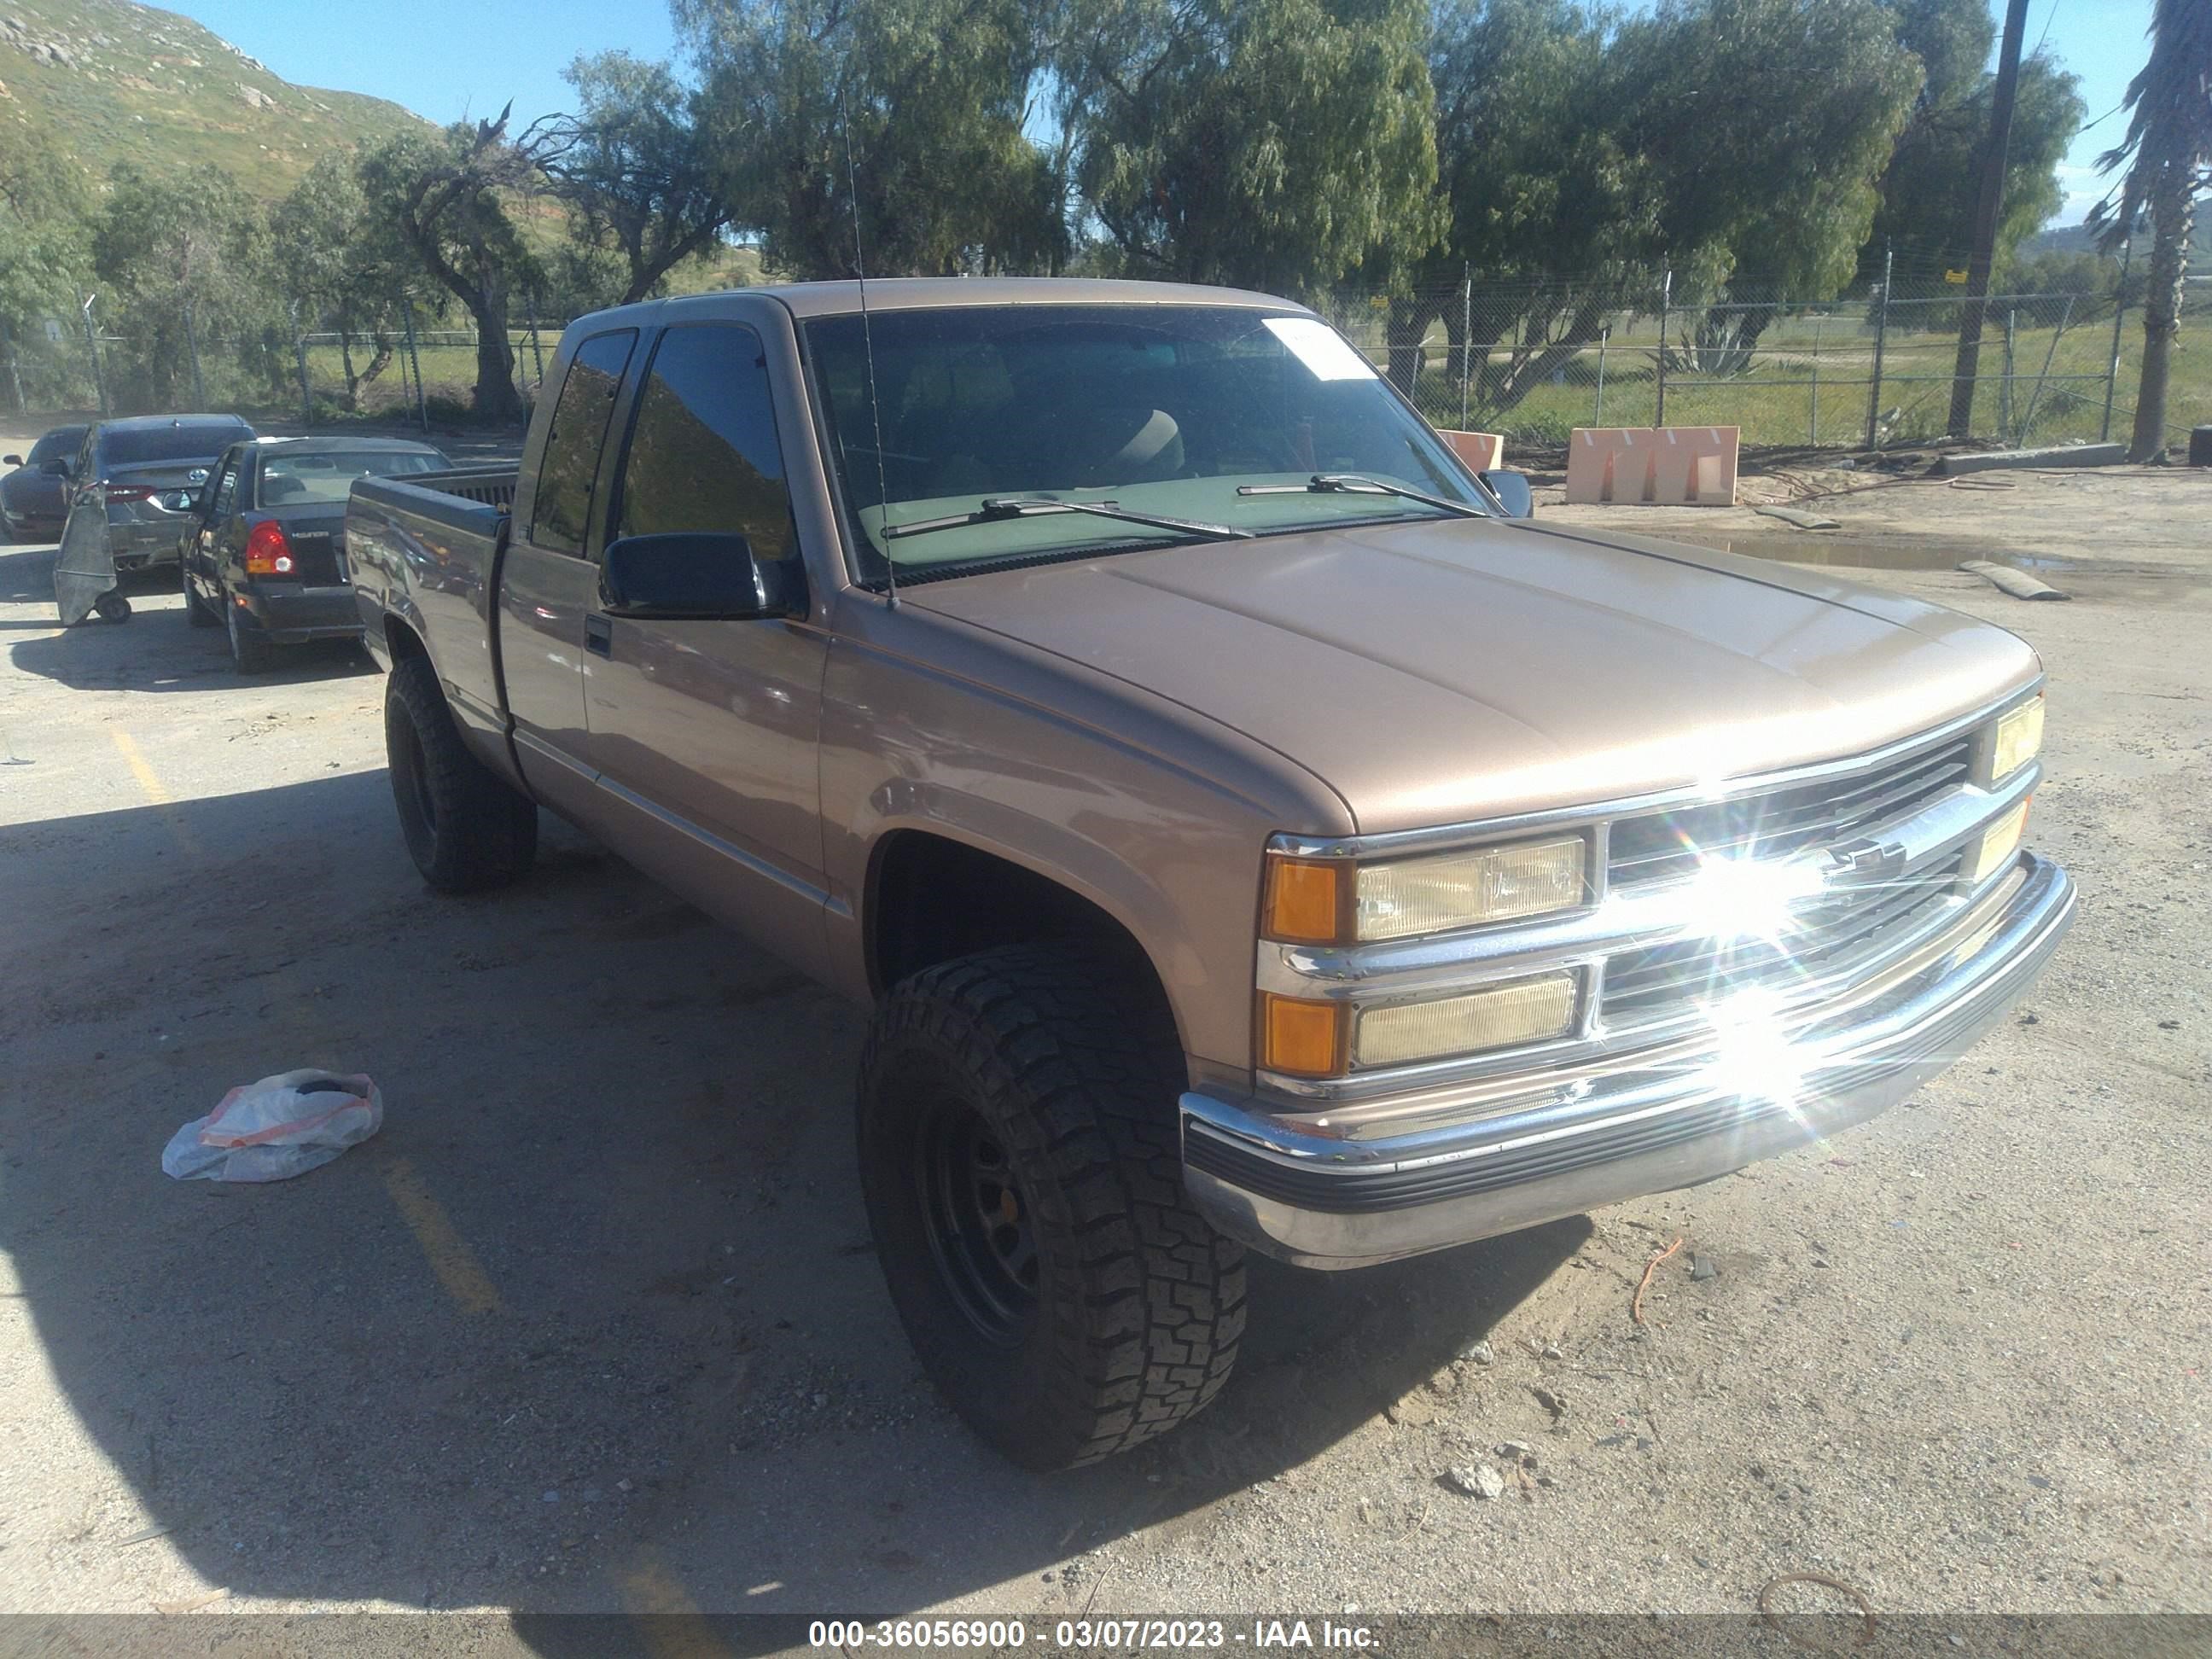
left=176, top=0, right=2155, bottom=229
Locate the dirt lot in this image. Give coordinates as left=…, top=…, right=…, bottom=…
left=0, top=432, right=2205, bottom=1644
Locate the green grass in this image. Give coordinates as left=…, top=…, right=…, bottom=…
left=1, top=0, right=422, bottom=201
left=1358, top=295, right=2211, bottom=455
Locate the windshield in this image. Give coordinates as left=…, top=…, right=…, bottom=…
left=102, top=423, right=251, bottom=467
left=805, top=305, right=1484, bottom=585
left=28, top=428, right=86, bottom=463
left=259, top=448, right=449, bottom=505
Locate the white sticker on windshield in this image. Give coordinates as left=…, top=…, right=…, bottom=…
left=1264, top=317, right=1379, bottom=382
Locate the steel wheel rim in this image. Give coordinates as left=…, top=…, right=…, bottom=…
left=915, top=1092, right=1038, bottom=1347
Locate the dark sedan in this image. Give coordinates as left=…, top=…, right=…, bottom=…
left=1, top=425, right=90, bottom=543
left=61, top=414, right=257, bottom=573
left=181, top=436, right=451, bottom=672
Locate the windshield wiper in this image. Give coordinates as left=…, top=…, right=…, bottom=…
left=882, top=495, right=1253, bottom=543
left=1237, top=473, right=1490, bottom=520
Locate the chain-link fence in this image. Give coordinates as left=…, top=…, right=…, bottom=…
left=0, top=300, right=569, bottom=431
left=1323, top=263, right=2209, bottom=455
left=9, top=268, right=2205, bottom=456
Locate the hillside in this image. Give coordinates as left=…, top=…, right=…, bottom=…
left=0, top=0, right=428, bottom=199
left=2029, top=212, right=2212, bottom=259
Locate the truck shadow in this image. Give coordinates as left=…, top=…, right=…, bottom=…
left=0, top=774, right=1585, bottom=1633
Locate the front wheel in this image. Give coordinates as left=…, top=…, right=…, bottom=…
left=857, top=943, right=1245, bottom=1470
left=384, top=652, right=538, bottom=892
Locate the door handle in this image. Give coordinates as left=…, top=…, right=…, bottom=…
left=585, top=613, right=613, bottom=658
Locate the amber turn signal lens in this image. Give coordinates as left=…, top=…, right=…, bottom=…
left=1260, top=992, right=1348, bottom=1078
left=1264, top=857, right=1347, bottom=945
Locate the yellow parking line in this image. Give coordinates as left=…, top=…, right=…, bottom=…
left=108, top=728, right=201, bottom=855
left=110, top=728, right=172, bottom=804
left=616, top=1549, right=735, bottom=1659
left=380, top=1156, right=503, bottom=1315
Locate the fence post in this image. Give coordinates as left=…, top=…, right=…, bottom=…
left=1654, top=269, right=1671, bottom=426
left=1864, top=247, right=1891, bottom=451
left=1458, top=267, right=1471, bottom=429
left=80, top=293, right=109, bottom=418
left=2000, top=310, right=2016, bottom=439
left=1810, top=313, right=1824, bottom=445
left=402, top=303, right=428, bottom=436
left=527, top=289, right=546, bottom=393
left=1594, top=329, right=1608, bottom=426
left=296, top=328, right=312, bottom=427
left=184, top=299, right=207, bottom=409
left=1, top=323, right=22, bottom=414
left=2100, top=236, right=2131, bottom=445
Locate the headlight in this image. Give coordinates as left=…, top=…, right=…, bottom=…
left=1970, top=797, right=2030, bottom=883
left=1263, top=835, right=1588, bottom=946
left=1354, top=972, right=1580, bottom=1068
left=1992, top=696, right=2044, bottom=781
left=1258, top=970, right=1582, bottom=1077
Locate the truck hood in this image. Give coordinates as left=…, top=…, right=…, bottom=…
left=897, top=515, right=2040, bottom=834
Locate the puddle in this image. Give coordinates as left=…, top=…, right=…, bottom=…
left=1650, top=531, right=2080, bottom=573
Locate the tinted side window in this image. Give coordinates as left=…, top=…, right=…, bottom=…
left=531, top=329, right=638, bottom=555
left=612, top=323, right=792, bottom=562
left=208, top=457, right=238, bottom=518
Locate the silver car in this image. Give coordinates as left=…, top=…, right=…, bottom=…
left=60, top=415, right=256, bottom=572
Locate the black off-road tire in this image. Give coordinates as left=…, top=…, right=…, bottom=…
left=182, top=560, right=216, bottom=626
left=384, top=652, right=538, bottom=893
left=858, top=943, right=1245, bottom=1470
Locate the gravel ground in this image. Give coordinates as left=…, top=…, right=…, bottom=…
left=0, top=434, right=2204, bottom=1641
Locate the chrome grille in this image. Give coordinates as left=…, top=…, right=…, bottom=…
left=1605, top=736, right=1972, bottom=890
left=1600, top=849, right=1966, bottom=1026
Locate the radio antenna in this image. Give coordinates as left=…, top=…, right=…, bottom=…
left=842, top=96, right=897, bottom=608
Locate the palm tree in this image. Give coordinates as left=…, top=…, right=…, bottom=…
left=2092, top=0, right=2212, bottom=463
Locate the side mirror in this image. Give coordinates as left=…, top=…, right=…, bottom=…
left=1478, top=469, right=1534, bottom=520
left=2, top=455, right=20, bottom=468
left=40, top=458, right=71, bottom=478
left=600, top=533, right=804, bottom=620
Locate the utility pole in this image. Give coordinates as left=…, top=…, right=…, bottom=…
left=1946, top=0, right=2031, bottom=439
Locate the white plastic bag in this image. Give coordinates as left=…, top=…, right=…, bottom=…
left=162, top=1070, right=384, bottom=1183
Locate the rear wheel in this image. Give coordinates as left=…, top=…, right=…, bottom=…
left=384, top=652, right=538, bottom=892
left=225, top=597, right=272, bottom=672
left=857, top=943, right=1245, bottom=1470
left=182, top=559, right=215, bottom=627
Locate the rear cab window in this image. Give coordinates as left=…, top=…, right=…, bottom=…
left=608, top=321, right=795, bottom=565
left=531, top=329, right=638, bottom=555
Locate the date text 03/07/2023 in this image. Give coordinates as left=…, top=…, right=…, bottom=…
left=807, top=1618, right=1378, bottom=1650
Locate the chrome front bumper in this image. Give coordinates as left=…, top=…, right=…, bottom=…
left=1181, top=851, right=2075, bottom=1267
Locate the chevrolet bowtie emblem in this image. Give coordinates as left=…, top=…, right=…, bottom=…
left=1827, top=837, right=1908, bottom=887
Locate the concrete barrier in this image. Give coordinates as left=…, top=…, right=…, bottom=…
left=1437, top=430, right=1504, bottom=472
left=1566, top=426, right=1740, bottom=506
left=1938, top=444, right=2126, bottom=474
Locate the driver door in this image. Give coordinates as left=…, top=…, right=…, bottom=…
left=189, top=446, right=243, bottom=608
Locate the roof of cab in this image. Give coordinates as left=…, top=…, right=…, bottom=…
left=584, top=276, right=1313, bottom=332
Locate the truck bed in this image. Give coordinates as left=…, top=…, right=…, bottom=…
left=347, top=467, right=521, bottom=735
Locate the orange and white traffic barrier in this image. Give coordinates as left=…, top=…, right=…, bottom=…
left=1437, top=429, right=1505, bottom=473
left=1565, top=426, right=1739, bottom=506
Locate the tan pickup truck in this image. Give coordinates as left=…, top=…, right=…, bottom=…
left=346, top=279, right=2074, bottom=1469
